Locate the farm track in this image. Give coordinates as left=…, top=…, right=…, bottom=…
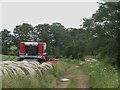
left=54, top=65, right=89, bottom=88
left=1, top=57, right=90, bottom=88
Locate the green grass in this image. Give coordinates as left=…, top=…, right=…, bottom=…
left=67, top=79, right=77, bottom=88
left=2, top=60, right=71, bottom=88
left=79, top=60, right=118, bottom=88
left=63, top=57, right=118, bottom=88
left=2, top=57, right=118, bottom=88
left=0, top=54, right=18, bottom=61
left=67, top=66, right=79, bottom=88
left=83, top=55, right=97, bottom=59
left=80, top=61, right=118, bottom=88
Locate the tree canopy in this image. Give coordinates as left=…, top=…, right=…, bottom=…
left=1, top=2, right=119, bottom=66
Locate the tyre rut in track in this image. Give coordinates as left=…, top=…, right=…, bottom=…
left=54, top=65, right=89, bottom=88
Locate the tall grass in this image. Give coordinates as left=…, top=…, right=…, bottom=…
left=63, top=58, right=118, bottom=88
left=2, top=57, right=118, bottom=88
left=81, top=61, right=118, bottom=88
left=2, top=60, right=70, bottom=88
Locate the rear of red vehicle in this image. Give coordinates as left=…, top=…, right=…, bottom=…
left=19, top=42, right=46, bottom=62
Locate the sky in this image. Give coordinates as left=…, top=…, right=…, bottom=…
left=1, top=1, right=100, bottom=32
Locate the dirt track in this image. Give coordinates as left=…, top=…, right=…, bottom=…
left=54, top=65, right=89, bottom=88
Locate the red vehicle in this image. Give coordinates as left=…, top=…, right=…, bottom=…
left=19, top=42, right=48, bottom=63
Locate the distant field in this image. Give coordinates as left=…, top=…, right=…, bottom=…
left=0, top=54, right=18, bottom=61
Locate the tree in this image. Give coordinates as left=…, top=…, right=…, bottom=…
left=50, top=23, right=69, bottom=57
left=1, top=29, right=15, bottom=55
left=64, top=28, right=87, bottom=59
left=13, top=23, right=34, bottom=48
left=34, top=24, right=52, bottom=54
left=83, top=2, right=119, bottom=65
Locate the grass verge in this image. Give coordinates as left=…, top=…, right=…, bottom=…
left=63, top=58, right=118, bottom=88
left=0, top=54, right=18, bottom=61
left=80, top=61, right=118, bottom=88
left=2, top=60, right=70, bottom=88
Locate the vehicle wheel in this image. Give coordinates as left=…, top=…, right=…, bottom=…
left=38, top=59, right=44, bottom=63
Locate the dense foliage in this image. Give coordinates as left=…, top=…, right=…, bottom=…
left=1, top=2, right=119, bottom=66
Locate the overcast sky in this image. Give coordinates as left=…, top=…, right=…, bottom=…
left=1, top=2, right=99, bottom=32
